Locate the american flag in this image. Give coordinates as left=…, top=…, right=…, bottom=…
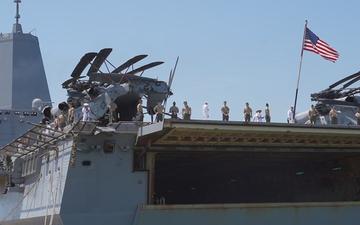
left=303, top=28, right=339, bottom=62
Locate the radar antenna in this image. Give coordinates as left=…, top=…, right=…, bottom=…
left=13, top=0, right=23, bottom=33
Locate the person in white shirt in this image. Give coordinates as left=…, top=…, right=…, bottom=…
left=287, top=106, right=294, bottom=123
left=82, top=103, right=92, bottom=122
left=253, top=110, right=264, bottom=122
left=202, top=102, right=209, bottom=119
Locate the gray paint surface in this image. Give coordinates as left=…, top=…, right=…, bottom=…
left=0, top=29, right=51, bottom=147
left=11, top=33, right=50, bottom=109
left=60, top=132, right=148, bottom=225
left=0, top=34, right=14, bottom=109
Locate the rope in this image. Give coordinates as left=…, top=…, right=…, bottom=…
left=26, top=173, right=41, bottom=217
left=49, top=148, right=63, bottom=225
left=43, top=158, right=54, bottom=225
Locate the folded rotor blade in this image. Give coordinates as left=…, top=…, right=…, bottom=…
left=111, top=54, right=148, bottom=73
left=169, top=56, right=179, bottom=88
left=343, top=76, right=360, bottom=89
left=126, top=61, right=164, bottom=75
left=87, top=48, right=113, bottom=75
left=328, top=71, right=360, bottom=89
left=70, top=52, right=97, bottom=78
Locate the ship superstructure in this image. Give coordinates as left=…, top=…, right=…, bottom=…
left=0, top=0, right=51, bottom=147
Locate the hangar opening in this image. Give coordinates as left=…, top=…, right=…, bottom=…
left=152, top=152, right=360, bottom=204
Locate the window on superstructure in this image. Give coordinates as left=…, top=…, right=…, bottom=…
left=103, top=140, right=115, bottom=154
left=82, top=160, right=91, bottom=166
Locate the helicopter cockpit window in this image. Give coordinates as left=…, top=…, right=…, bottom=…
left=345, top=96, right=355, bottom=102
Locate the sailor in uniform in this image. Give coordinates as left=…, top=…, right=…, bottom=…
left=355, top=108, right=360, bottom=125
left=265, top=103, right=271, bottom=123
left=136, top=99, right=144, bottom=121
left=308, top=105, right=318, bottom=125
left=253, top=110, right=264, bottom=122
left=243, top=102, right=252, bottom=123
left=82, top=103, right=92, bottom=122
left=153, top=102, right=164, bottom=122
left=202, top=102, right=210, bottom=119
left=182, top=101, right=192, bottom=120
left=287, top=106, right=294, bottom=123
left=169, top=101, right=179, bottom=119
left=329, top=106, right=338, bottom=125
left=221, top=101, right=230, bottom=121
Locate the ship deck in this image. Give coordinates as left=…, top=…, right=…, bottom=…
left=136, top=119, right=360, bottom=152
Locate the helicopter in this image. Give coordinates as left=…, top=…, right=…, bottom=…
left=295, top=70, right=360, bottom=125
left=61, top=48, right=178, bottom=121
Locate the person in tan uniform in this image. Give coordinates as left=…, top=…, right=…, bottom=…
left=109, top=102, right=118, bottom=123
left=355, top=107, right=360, bottom=125
left=169, top=101, right=179, bottom=119
left=308, top=105, right=318, bottom=125
left=153, top=102, right=164, bottom=122
left=243, top=102, right=252, bottom=123
left=182, top=101, right=192, bottom=120
left=57, top=114, right=66, bottom=131
left=67, top=102, right=75, bottom=124
left=329, top=106, right=338, bottom=125
left=136, top=99, right=144, bottom=121
left=221, top=101, right=230, bottom=121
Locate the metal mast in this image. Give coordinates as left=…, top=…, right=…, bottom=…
left=13, top=0, right=23, bottom=33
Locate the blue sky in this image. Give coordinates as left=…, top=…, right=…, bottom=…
left=1, top=0, right=359, bottom=122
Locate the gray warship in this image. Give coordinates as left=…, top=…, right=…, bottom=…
left=3, top=2, right=360, bottom=225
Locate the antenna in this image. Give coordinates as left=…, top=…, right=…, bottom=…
left=15, top=0, right=21, bottom=25
left=13, top=0, right=23, bottom=33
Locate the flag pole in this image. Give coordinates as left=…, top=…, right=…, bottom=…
left=293, top=20, right=308, bottom=120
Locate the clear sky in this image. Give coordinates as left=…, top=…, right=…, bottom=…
left=1, top=0, right=359, bottom=122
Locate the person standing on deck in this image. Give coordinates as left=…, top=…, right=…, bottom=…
left=153, top=102, right=164, bottom=122
left=82, top=103, right=92, bottom=122
left=329, top=106, right=338, bottom=125
left=136, top=99, right=144, bottom=122
left=308, top=105, right=318, bottom=125
left=253, top=110, right=264, bottom=122
left=243, top=102, right=252, bottom=123
left=221, top=101, right=230, bottom=121
left=67, top=102, right=75, bottom=124
left=265, top=103, right=271, bottom=123
left=355, top=108, right=360, bottom=125
left=287, top=106, right=294, bottom=123
left=202, top=102, right=210, bottom=119
left=169, top=101, right=179, bottom=119
left=109, top=102, right=118, bottom=123
left=182, top=101, right=192, bottom=120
